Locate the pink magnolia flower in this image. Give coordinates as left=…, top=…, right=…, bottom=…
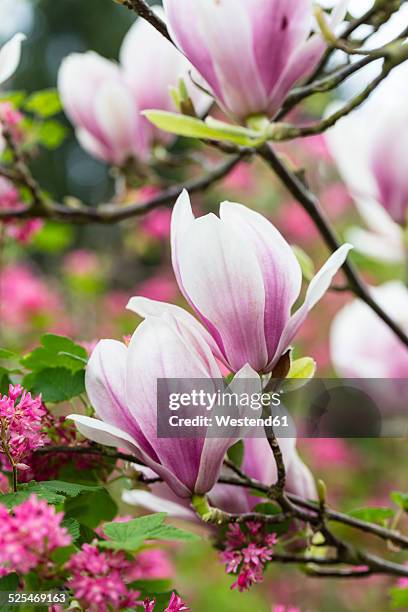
left=123, top=436, right=316, bottom=519
left=67, top=544, right=139, bottom=612
left=331, top=282, right=408, bottom=378
left=128, top=191, right=352, bottom=374
left=326, top=62, right=408, bottom=227
left=58, top=7, right=207, bottom=165
left=68, top=314, right=255, bottom=498
left=0, top=495, right=71, bottom=575
left=163, top=0, right=348, bottom=120
left=0, top=33, right=25, bottom=86
left=0, top=384, right=49, bottom=471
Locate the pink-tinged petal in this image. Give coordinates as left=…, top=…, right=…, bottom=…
left=85, top=339, right=154, bottom=455
left=170, top=189, right=195, bottom=294
left=0, top=33, right=25, bottom=85
left=176, top=209, right=268, bottom=372
left=164, top=0, right=267, bottom=119
left=330, top=281, right=408, bottom=378
left=58, top=52, right=120, bottom=140
left=122, top=487, right=195, bottom=520
left=76, top=128, right=112, bottom=164
left=120, top=6, right=208, bottom=116
left=270, top=244, right=352, bottom=368
left=68, top=414, right=190, bottom=497
left=286, top=451, right=317, bottom=500
left=346, top=226, right=404, bottom=263
left=196, top=364, right=261, bottom=495
left=126, top=315, right=221, bottom=493
left=246, top=0, right=312, bottom=97
left=94, top=79, right=146, bottom=165
left=67, top=414, right=141, bottom=455
left=126, top=296, right=223, bottom=361
left=220, top=202, right=302, bottom=364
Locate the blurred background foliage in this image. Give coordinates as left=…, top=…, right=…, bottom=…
left=0, top=2, right=407, bottom=611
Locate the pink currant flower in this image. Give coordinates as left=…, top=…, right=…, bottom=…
left=0, top=495, right=71, bottom=575
left=0, top=384, right=49, bottom=472
left=67, top=544, right=139, bottom=612
left=165, top=592, right=189, bottom=612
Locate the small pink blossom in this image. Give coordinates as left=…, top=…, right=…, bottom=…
left=135, top=274, right=178, bottom=303
left=0, top=177, right=42, bottom=244
left=67, top=544, right=139, bottom=612
left=273, top=606, right=301, bottom=612
left=0, top=384, right=49, bottom=471
left=0, top=495, right=71, bottom=575
left=140, top=208, right=172, bottom=240
left=63, top=249, right=100, bottom=277
left=220, top=522, right=278, bottom=592
left=165, top=592, right=189, bottom=611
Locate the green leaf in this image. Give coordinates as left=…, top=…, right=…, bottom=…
left=37, top=119, right=68, bottom=149
left=292, top=245, right=315, bottom=282
left=62, top=517, right=81, bottom=542
left=0, top=367, right=11, bottom=395
left=22, top=334, right=88, bottom=372
left=0, top=348, right=17, bottom=360
left=390, top=587, right=408, bottom=608
left=0, top=481, right=101, bottom=509
left=33, top=222, right=74, bottom=253
left=101, top=513, right=199, bottom=552
left=0, top=90, right=26, bottom=107
left=148, top=524, right=200, bottom=542
left=348, top=506, right=394, bottom=525
left=143, top=110, right=265, bottom=146
left=24, top=89, right=62, bottom=118
left=287, top=357, right=316, bottom=380
left=28, top=367, right=85, bottom=402
left=0, top=573, right=19, bottom=591
left=391, top=491, right=408, bottom=512
left=64, top=488, right=117, bottom=529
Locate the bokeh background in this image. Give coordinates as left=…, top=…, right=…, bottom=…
left=0, top=1, right=407, bottom=610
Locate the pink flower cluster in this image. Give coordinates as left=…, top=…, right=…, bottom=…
left=220, top=522, right=278, bottom=592
left=139, top=592, right=189, bottom=611
left=66, top=544, right=140, bottom=612
left=0, top=495, right=71, bottom=576
left=0, top=176, right=43, bottom=243
left=0, top=384, right=49, bottom=471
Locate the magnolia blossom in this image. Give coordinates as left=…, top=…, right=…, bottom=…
left=128, top=191, right=352, bottom=374
left=124, top=436, right=316, bottom=519
left=58, top=7, right=207, bottom=165
left=162, top=0, right=348, bottom=120
left=0, top=32, right=25, bottom=86
left=331, top=282, right=408, bottom=378
left=69, top=314, right=255, bottom=498
left=327, top=62, right=408, bottom=235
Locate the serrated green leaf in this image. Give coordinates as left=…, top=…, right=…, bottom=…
left=103, top=513, right=167, bottom=542
left=22, top=334, right=88, bottom=372
left=391, top=491, right=408, bottom=512
left=148, top=524, right=200, bottom=542
left=29, top=367, right=85, bottom=402
left=348, top=506, right=394, bottom=525
left=143, top=110, right=265, bottom=146
left=24, top=89, right=62, bottom=117
left=62, top=517, right=81, bottom=542
left=0, top=481, right=100, bottom=510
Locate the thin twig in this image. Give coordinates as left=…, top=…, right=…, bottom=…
left=258, top=145, right=408, bottom=350
left=121, top=0, right=171, bottom=41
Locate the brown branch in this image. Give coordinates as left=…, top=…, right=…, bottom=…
left=0, top=154, right=244, bottom=223
left=258, top=145, right=408, bottom=350
left=121, top=0, right=172, bottom=42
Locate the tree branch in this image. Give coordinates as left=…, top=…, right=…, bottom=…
left=257, top=144, right=408, bottom=350
left=0, top=154, right=244, bottom=224
left=121, top=0, right=171, bottom=42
